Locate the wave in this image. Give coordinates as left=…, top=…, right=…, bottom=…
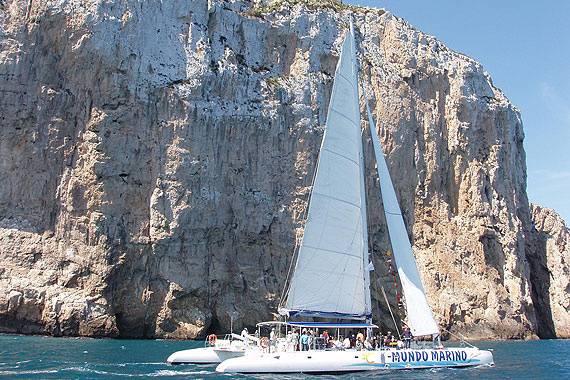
left=97, top=362, right=168, bottom=367
left=147, top=369, right=210, bottom=377
left=0, top=369, right=59, bottom=375
left=54, top=366, right=213, bottom=377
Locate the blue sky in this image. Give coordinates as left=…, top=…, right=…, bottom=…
left=346, top=0, right=570, bottom=223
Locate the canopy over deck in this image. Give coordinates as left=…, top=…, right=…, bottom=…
left=256, top=321, right=378, bottom=329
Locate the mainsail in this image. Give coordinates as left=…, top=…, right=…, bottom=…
left=281, top=23, right=371, bottom=319
left=367, top=104, right=440, bottom=337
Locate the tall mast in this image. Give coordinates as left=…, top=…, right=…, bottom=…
left=351, top=17, right=373, bottom=325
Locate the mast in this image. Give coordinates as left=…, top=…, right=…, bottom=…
left=351, top=18, right=373, bottom=327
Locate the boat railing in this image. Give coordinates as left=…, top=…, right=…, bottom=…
left=261, top=337, right=453, bottom=353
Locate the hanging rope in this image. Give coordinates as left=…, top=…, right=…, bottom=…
left=381, top=286, right=401, bottom=338
left=428, top=307, right=478, bottom=349
left=440, top=327, right=477, bottom=349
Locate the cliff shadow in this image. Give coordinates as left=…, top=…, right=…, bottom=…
left=527, top=228, right=556, bottom=338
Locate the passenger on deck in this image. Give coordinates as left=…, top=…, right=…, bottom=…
left=384, top=331, right=393, bottom=347
left=355, top=331, right=364, bottom=351
left=270, top=328, right=275, bottom=342
left=432, top=333, right=443, bottom=349
left=374, top=333, right=382, bottom=349
left=355, top=338, right=363, bottom=351
left=286, top=330, right=293, bottom=351
left=322, top=330, right=330, bottom=346
left=330, top=338, right=342, bottom=350
left=300, top=330, right=309, bottom=351
left=378, top=333, right=385, bottom=349
left=291, top=329, right=299, bottom=351
left=342, top=336, right=351, bottom=349
left=402, top=325, right=413, bottom=349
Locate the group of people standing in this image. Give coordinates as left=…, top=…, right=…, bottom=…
left=335, top=324, right=414, bottom=351
left=265, top=324, right=415, bottom=352
left=287, top=328, right=326, bottom=351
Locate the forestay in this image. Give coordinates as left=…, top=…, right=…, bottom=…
left=367, top=103, right=440, bottom=337
left=281, top=24, right=371, bottom=319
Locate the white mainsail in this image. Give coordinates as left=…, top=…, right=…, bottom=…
left=367, top=103, right=440, bottom=337
left=281, top=23, right=371, bottom=319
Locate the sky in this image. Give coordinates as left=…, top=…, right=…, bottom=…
left=346, top=0, right=570, bottom=223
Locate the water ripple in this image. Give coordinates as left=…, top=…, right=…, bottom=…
left=0, top=334, right=568, bottom=379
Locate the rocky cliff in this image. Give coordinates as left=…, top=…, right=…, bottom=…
left=529, top=205, right=570, bottom=338
left=0, top=0, right=568, bottom=339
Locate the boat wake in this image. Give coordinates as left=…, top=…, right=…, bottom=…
left=0, top=369, right=60, bottom=375
left=0, top=363, right=214, bottom=378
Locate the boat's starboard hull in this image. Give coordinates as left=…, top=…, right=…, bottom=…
left=216, top=347, right=494, bottom=373
left=167, top=347, right=244, bottom=365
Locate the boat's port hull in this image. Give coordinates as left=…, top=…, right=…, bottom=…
left=167, top=347, right=244, bottom=364
left=216, top=347, right=494, bottom=373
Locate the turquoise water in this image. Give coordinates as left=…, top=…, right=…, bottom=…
left=0, top=334, right=568, bottom=379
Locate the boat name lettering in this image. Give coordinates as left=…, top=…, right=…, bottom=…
left=392, top=350, right=467, bottom=363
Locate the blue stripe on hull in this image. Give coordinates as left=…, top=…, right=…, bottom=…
left=353, top=359, right=482, bottom=369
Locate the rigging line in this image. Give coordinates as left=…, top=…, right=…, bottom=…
left=359, top=122, right=373, bottom=317
left=429, top=305, right=477, bottom=348
left=381, top=285, right=401, bottom=339
left=360, top=110, right=373, bottom=275
left=278, top=226, right=301, bottom=309
left=391, top=258, right=403, bottom=310
left=439, top=325, right=477, bottom=349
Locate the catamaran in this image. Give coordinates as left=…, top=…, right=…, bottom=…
left=216, top=18, right=494, bottom=374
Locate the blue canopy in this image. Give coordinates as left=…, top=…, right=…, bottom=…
left=287, top=322, right=378, bottom=329
left=256, top=321, right=378, bottom=329
left=282, top=309, right=372, bottom=320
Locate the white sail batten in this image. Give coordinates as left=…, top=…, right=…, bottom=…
left=282, top=26, right=370, bottom=319
left=367, top=104, right=439, bottom=336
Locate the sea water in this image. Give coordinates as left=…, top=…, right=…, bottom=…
left=0, top=334, right=568, bottom=379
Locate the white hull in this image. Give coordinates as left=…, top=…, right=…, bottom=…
left=216, top=347, right=494, bottom=373
left=167, top=340, right=246, bottom=364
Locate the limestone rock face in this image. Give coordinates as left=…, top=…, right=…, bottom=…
left=530, top=205, right=570, bottom=338
left=0, top=0, right=567, bottom=339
